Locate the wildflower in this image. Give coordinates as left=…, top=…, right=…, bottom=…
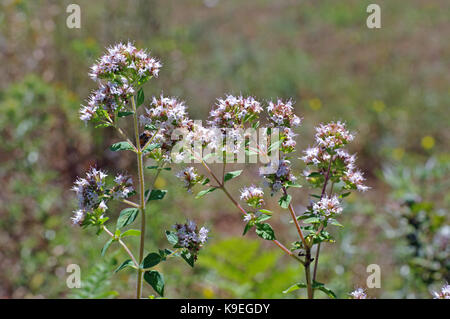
left=243, top=213, right=255, bottom=222
left=350, top=288, right=367, bottom=299
left=260, top=158, right=297, bottom=194
left=80, top=80, right=134, bottom=122
left=89, top=41, right=161, bottom=82
left=343, top=169, right=370, bottom=192
left=267, top=99, right=302, bottom=128
left=314, top=121, right=354, bottom=150
left=111, top=173, right=134, bottom=199
left=432, top=284, right=450, bottom=299
left=240, top=185, right=265, bottom=208
left=209, top=95, right=262, bottom=129
left=71, top=210, right=85, bottom=226
left=173, top=220, right=209, bottom=260
left=313, top=195, right=343, bottom=217
left=140, top=95, right=193, bottom=160
left=72, top=167, right=108, bottom=212
left=176, top=167, right=203, bottom=191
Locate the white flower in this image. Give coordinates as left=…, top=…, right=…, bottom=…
left=313, top=195, right=343, bottom=217
left=71, top=210, right=85, bottom=225
left=350, top=288, right=367, bottom=299
left=432, top=284, right=450, bottom=299
left=198, top=227, right=209, bottom=244
left=240, top=185, right=264, bottom=207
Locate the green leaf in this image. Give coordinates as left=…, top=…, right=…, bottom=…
left=165, top=230, right=178, bottom=246
left=181, top=250, right=195, bottom=268
left=312, top=281, right=337, bottom=299
left=116, top=208, right=139, bottom=230
left=258, top=209, right=273, bottom=215
left=158, top=249, right=173, bottom=261
left=110, top=141, right=135, bottom=152
left=115, top=259, right=135, bottom=273
left=256, top=214, right=271, bottom=223
left=279, top=194, right=292, bottom=209
left=307, top=172, right=323, bottom=178
left=303, top=217, right=321, bottom=224
left=118, top=111, right=134, bottom=117
left=121, top=229, right=141, bottom=238
left=136, top=88, right=145, bottom=106
left=283, top=282, right=307, bottom=294
left=195, top=187, right=217, bottom=199
left=224, top=170, right=243, bottom=182
left=101, top=238, right=114, bottom=257
left=141, top=252, right=162, bottom=269
left=340, top=192, right=351, bottom=198
left=242, top=222, right=253, bottom=236
left=143, top=143, right=160, bottom=154
left=144, top=270, right=164, bottom=296
left=255, top=223, right=275, bottom=240
left=95, top=123, right=112, bottom=128
left=145, top=189, right=167, bottom=201
left=329, top=219, right=344, bottom=228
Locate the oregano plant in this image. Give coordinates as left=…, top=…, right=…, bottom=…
left=175, top=97, right=370, bottom=299
left=71, top=42, right=209, bottom=298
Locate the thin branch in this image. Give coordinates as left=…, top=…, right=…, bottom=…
left=103, top=226, right=139, bottom=268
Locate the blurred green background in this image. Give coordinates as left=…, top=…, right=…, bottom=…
left=0, top=0, right=448, bottom=298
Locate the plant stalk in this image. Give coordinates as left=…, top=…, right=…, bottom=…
left=131, top=96, right=146, bottom=299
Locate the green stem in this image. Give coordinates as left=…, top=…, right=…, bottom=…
left=131, top=96, right=146, bottom=299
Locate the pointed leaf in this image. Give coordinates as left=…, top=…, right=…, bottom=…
left=115, top=259, right=135, bottom=273
left=144, top=270, right=164, bottom=296
left=141, top=252, right=162, bottom=269
left=195, top=187, right=217, bottom=199
left=279, top=194, right=292, bottom=209
left=224, top=170, right=243, bottom=182
left=116, top=208, right=139, bottom=230
left=145, top=189, right=167, bottom=202
left=110, top=141, right=135, bottom=152
left=283, top=282, right=307, bottom=294
left=101, top=238, right=114, bottom=257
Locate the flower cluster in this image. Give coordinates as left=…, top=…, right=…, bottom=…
left=80, top=42, right=161, bottom=123
left=89, top=42, right=161, bottom=82
left=111, top=173, right=134, bottom=199
left=349, top=288, right=367, bottom=299
left=80, top=80, right=135, bottom=122
left=267, top=99, right=302, bottom=128
left=72, top=167, right=108, bottom=214
left=302, top=121, right=369, bottom=192
left=260, top=158, right=297, bottom=194
left=209, top=95, right=263, bottom=129
left=240, top=185, right=265, bottom=208
left=176, top=167, right=203, bottom=191
left=71, top=167, right=134, bottom=226
left=432, top=284, right=450, bottom=299
left=312, top=195, right=343, bottom=218
left=173, top=220, right=209, bottom=260
left=139, top=96, right=193, bottom=161
left=315, top=121, right=354, bottom=150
